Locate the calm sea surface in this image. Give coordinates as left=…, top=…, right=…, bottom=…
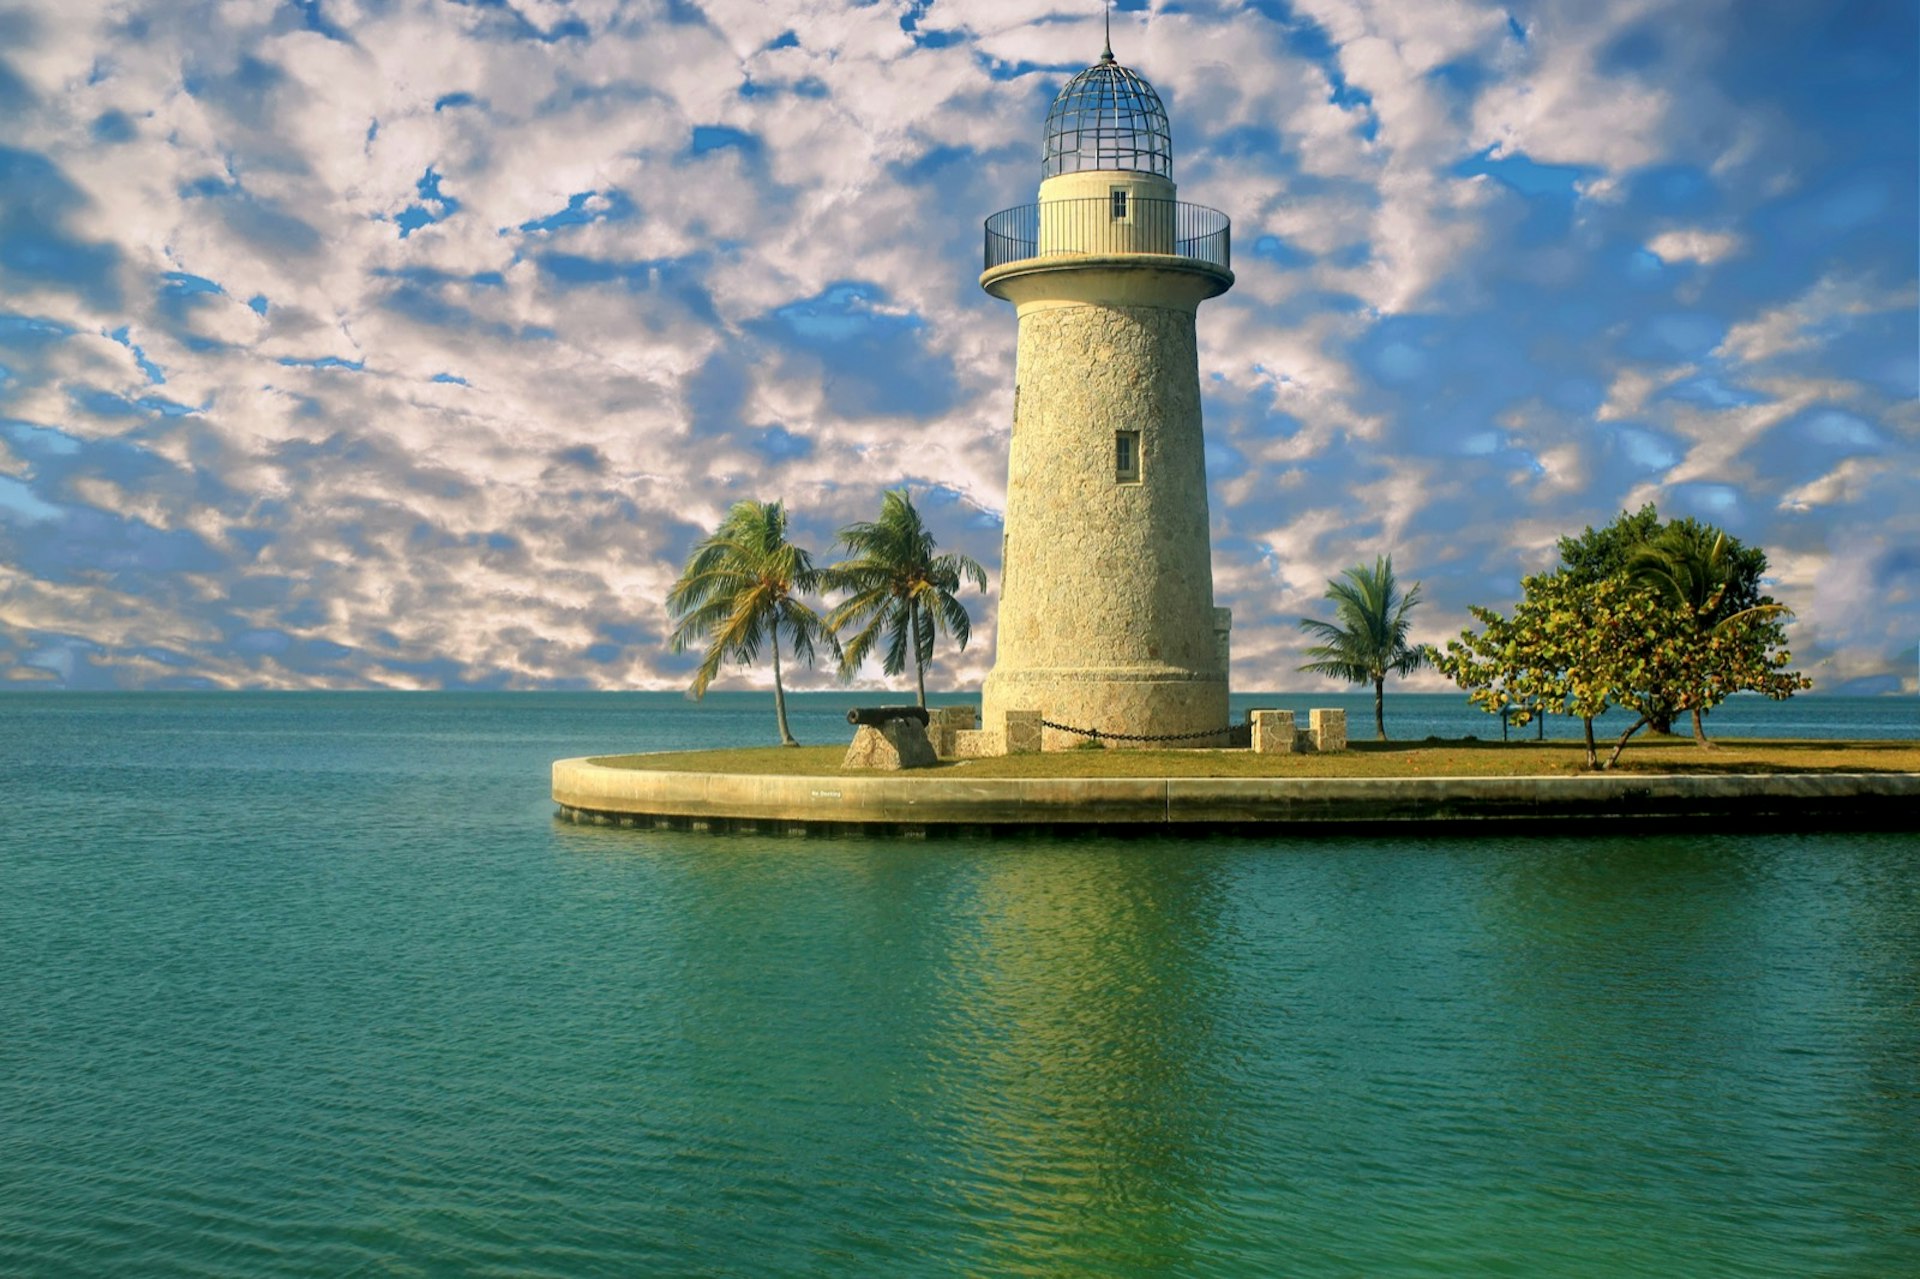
left=3, top=692, right=1916, bottom=1277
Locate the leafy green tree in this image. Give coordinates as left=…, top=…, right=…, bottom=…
left=666, top=499, right=836, bottom=746
left=1438, top=572, right=1674, bottom=768
left=1627, top=523, right=1794, bottom=746
left=1437, top=568, right=1810, bottom=770
left=1298, top=555, right=1427, bottom=741
left=1557, top=504, right=1772, bottom=732
left=825, top=488, right=987, bottom=707
left=1556, top=503, right=1664, bottom=584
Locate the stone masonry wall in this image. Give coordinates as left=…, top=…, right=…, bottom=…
left=983, top=295, right=1226, bottom=746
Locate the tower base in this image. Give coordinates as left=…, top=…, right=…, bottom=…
left=982, top=666, right=1229, bottom=751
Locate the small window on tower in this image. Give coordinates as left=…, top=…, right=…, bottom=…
left=1115, top=430, right=1141, bottom=482
left=1110, top=188, right=1129, bottom=220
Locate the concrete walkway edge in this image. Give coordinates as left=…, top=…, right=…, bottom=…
left=552, top=757, right=1920, bottom=832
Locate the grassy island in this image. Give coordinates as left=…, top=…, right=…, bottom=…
left=593, top=737, right=1920, bottom=780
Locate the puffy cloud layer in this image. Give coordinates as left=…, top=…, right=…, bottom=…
left=0, top=0, right=1914, bottom=695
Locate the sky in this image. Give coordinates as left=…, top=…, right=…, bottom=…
left=0, top=0, right=1914, bottom=695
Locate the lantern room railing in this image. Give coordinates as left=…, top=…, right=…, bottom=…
left=983, top=198, right=1230, bottom=272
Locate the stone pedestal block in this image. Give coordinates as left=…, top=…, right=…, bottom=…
left=1310, top=708, right=1347, bottom=753
left=952, top=729, right=1004, bottom=759
left=928, top=706, right=978, bottom=758
left=843, top=720, right=939, bottom=770
left=1001, top=709, right=1042, bottom=754
left=1250, top=710, right=1296, bottom=754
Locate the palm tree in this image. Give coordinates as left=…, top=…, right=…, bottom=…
left=666, top=499, right=835, bottom=746
left=825, top=489, right=987, bottom=707
left=1298, top=555, right=1427, bottom=741
left=1628, top=524, right=1790, bottom=748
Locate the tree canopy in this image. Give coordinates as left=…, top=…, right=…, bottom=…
left=1436, top=562, right=1809, bottom=769
left=1554, top=505, right=1791, bottom=742
left=1560, top=507, right=1769, bottom=614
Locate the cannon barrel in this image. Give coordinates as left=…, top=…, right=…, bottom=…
left=847, top=705, right=932, bottom=728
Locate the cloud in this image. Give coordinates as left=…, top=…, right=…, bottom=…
left=1645, top=227, right=1741, bottom=266
left=0, top=0, right=1912, bottom=696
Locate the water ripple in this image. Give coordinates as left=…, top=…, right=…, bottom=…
left=2, top=695, right=1916, bottom=1276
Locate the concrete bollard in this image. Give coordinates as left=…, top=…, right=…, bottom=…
left=1001, top=708, right=1043, bottom=754
left=1310, top=708, right=1347, bottom=753
left=1250, top=709, right=1296, bottom=754
left=951, top=728, right=1004, bottom=758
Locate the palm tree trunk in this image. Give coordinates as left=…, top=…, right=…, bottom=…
left=911, top=603, right=927, bottom=708
left=1373, top=676, right=1386, bottom=741
left=771, top=622, right=797, bottom=746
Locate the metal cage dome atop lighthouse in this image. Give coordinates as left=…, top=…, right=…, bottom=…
left=1041, top=48, right=1173, bottom=180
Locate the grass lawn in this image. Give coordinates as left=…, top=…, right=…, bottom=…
left=591, top=736, right=1920, bottom=779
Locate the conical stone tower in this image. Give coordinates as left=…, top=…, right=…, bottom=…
left=979, top=40, right=1234, bottom=750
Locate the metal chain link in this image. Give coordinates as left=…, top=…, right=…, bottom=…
left=1038, top=717, right=1232, bottom=744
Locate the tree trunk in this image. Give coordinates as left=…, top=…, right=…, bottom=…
left=1648, top=708, right=1675, bottom=735
left=1690, top=706, right=1713, bottom=749
left=911, top=603, right=927, bottom=709
left=1582, top=716, right=1597, bottom=769
left=771, top=624, right=797, bottom=747
left=1604, top=714, right=1651, bottom=770
left=1373, top=676, right=1386, bottom=741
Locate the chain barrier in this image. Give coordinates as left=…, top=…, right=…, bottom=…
left=1038, top=717, right=1233, bottom=745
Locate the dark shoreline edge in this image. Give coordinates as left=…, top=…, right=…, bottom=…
left=552, top=758, right=1920, bottom=837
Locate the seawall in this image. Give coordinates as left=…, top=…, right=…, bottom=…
left=552, top=757, right=1920, bottom=835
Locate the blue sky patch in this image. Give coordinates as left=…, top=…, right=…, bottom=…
left=292, top=0, right=350, bottom=43
left=1659, top=375, right=1768, bottom=410
left=277, top=356, right=364, bottom=371
left=975, top=53, right=1085, bottom=82
left=515, top=189, right=635, bottom=234
left=4, top=420, right=82, bottom=456
left=1613, top=426, right=1681, bottom=472
left=108, top=326, right=166, bottom=384
left=0, top=148, right=123, bottom=308
left=91, top=110, right=137, bottom=143
left=1252, top=235, right=1314, bottom=268
left=1454, top=146, right=1595, bottom=198
left=750, top=282, right=957, bottom=419
left=755, top=425, right=813, bottom=461
left=394, top=167, right=460, bottom=238
left=163, top=271, right=222, bottom=297
left=689, top=125, right=758, bottom=156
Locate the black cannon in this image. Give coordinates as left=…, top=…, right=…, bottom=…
left=847, top=705, right=931, bottom=728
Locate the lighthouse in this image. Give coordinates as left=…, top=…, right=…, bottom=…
left=979, top=37, right=1234, bottom=750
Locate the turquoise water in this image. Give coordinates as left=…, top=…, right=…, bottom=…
left=3, top=692, right=1916, bottom=1276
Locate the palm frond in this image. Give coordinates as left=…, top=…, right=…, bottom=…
left=823, top=487, right=982, bottom=691
left=664, top=498, right=831, bottom=701
left=1297, top=555, right=1425, bottom=683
